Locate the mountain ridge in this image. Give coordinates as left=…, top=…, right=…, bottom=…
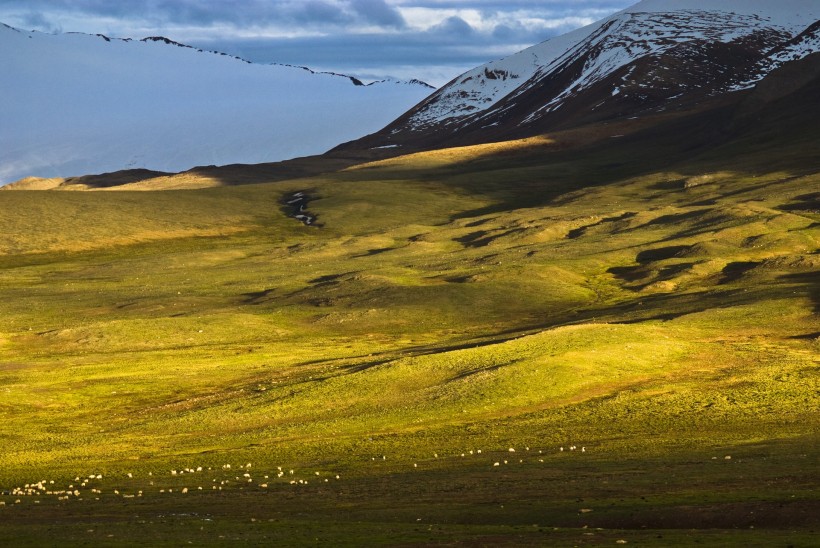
left=5, top=1, right=818, bottom=189
left=0, top=22, right=433, bottom=186
left=13, top=51, right=816, bottom=193
left=334, top=0, right=819, bottom=154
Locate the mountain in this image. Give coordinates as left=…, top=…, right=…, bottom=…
left=1, top=30, right=818, bottom=546
left=1, top=1, right=818, bottom=542
left=336, top=0, right=819, bottom=153
left=0, top=23, right=433, bottom=186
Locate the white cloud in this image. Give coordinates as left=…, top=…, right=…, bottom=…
left=0, top=0, right=634, bottom=86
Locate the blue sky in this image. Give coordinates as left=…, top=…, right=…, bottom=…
left=0, top=1, right=635, bottom=86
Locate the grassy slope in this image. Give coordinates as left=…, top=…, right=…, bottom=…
left=0, top=105, right=817, bottom=545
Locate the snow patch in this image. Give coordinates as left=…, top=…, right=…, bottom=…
left=405, top=0, right=819, bottom=130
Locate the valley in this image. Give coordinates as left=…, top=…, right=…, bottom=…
left=0, top=92, right=817, bottom=544
left=1, top=1, right=818, bottom=545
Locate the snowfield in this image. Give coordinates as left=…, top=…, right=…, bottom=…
left=0, top=23, right=434, bottom=186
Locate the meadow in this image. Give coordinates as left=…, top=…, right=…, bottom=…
left=0, top=106, right=817, bottom=545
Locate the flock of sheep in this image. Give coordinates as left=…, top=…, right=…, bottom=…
left=1, top=444, right=591, bottom=507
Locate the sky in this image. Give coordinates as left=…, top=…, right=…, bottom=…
left=0, top=1, right=635, bottom=87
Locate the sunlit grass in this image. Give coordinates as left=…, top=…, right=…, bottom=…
left=0, top=117, right=817, bottom=544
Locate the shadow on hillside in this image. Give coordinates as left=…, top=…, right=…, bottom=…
left=371, top=71, right=820, bottom=220
left=64, top=155, right=370, bottom=189
left=781, top=270, right=820, bottom=314
left=284, top=269, right=818, bottom=378
left=438, top=126, right=757, bottom=218
left=62, top=55, right=820, bottom=207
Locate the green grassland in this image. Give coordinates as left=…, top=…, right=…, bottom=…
left=0, top=107, right=818, bottom=545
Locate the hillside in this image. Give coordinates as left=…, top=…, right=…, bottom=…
left=0, top=44, right=817, bottom=544
left=0, top=23, right=433, bottom=186
left=336, top=0, right=820, bottom=153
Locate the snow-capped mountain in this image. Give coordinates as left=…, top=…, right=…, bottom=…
left=0, top=23, right=433, bottom=186
left=338, top=0, right=819, bottom=152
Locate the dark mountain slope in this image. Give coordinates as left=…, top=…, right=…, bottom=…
left=333, top=2, right=818, bottom=155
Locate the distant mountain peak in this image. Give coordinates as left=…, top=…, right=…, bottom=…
left=140, top=35, right=188, bottom=47
left=337, top=0, right=819, bottom=152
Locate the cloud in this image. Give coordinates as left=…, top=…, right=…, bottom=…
left=0, top=1, right=633, bottom=33
left=286, top=1, right=350, bottom=26
left=430, top=15, right=474, bottom=38
left=20, top=10, right=61, bottom=33
left=0, top=0, right=409, bottom=32
left=0, top=0, right=635, bottom=86
left=351, top=0, right=406, bottom=28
